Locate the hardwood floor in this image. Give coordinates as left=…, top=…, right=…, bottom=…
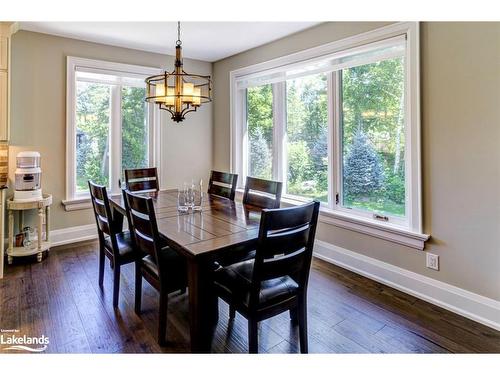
left=1, top=241, right=499, bottom=353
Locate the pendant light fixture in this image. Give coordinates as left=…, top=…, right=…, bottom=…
left=145, top=22, right=212, bottom=122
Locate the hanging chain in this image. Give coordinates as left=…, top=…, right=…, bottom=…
left=176, top=21, right=182, bottom=46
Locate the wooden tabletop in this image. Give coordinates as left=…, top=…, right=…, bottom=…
left=110, top=189, right=262, bottom=259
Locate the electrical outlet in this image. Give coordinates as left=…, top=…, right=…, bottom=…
left=426, top=253, right=439, bottom=271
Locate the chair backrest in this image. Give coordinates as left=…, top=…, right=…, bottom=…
left=208, top=170, right=238, bottom=200
left=88, top=181, right=117, bottom=245
left=123, top=190, right=160, bottom=261
left=250, top=201, right=320, bottom=304
left=124, top=167, right=159, bottom=193
left=243, top=176, right=282, bottom=209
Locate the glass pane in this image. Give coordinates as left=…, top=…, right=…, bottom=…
left=121, top=86, right=149, bottom=177
left=247, top=84, right=273, bottom=180
left=286, top=73, right=328, bottom=203
left=76, top=81, right=111, bottom=192
left=341, top=57, right=406, bottom=217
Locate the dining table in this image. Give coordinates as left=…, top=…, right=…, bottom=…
left=110, top=189, right=262, bottom=352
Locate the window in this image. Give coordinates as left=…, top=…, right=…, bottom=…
left=247, top=84, right=273, bottom=180
left=66, top=57, right=161, bottom=202
left=339, top=58, right=405, bottom=218
left=231, top=23, right=424, bottom=238
left=286, top=73, right=328, bottom=202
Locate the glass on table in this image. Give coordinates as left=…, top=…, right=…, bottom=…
left=177, top=189, right=189, bottom=213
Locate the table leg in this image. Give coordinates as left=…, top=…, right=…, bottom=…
left=187, top=258, right=219, bottom=353
left=112, top=206, right=125, bottom=232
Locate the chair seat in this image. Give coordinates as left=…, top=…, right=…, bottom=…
left=104, top=231, right=136, bottom=261
left=214, top=259, right=299, bottom=310
left=141, top=246, right=187, bottom=289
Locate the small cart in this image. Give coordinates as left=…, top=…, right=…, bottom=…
left=7, top=194, right=52, bottom=264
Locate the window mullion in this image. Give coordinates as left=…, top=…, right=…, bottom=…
left=272, top=81, right=286, bottom=184
left=110, top=85, right=122, bottom=194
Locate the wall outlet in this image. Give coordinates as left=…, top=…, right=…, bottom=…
left=426, top=253, right=439, bottom=271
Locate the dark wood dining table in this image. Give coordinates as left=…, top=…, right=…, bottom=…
left=109, top=189, right=262, bottom=352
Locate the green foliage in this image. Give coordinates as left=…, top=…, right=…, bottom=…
left=243, top=57, right=407, bottom=216
left=249, top=127, right=272, bottom=179
left=75, top=82, right=149, bottom=192
left=76, top=82, right=110, bottom=190
left=285, top=74, right=328, bottom=202
left=247, top=85, right=273, bottom=179
left=121, top=87, right=149, bottom=173
left=341, top=58, right=406, bottom=216
left=343, top=128, right=384, bottom=198
left=287, top=141, right=311, bottom=185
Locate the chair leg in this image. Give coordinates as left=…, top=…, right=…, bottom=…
left=289, top=307, right=298, bottom=324
left=248, top=319, right=258, bottom=354
left=134, top=264, right=142, bottom=315
left=112, top=263, right=120, bottom=308
left=158, top=293, right=168, bottom=346
left=229, top=305, right=236, bottom=320
left=298, top=295, right=308, bottom=354
left=98, top=246, right=105, bottom=288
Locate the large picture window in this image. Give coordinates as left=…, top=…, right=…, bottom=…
left=231, top=23, right=423, bottom=237
left=66, top=57, right=161, bottom=202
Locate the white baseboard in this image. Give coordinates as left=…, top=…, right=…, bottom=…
left=314, top=239, right=500, bottom=332
left=50, top=224, right=98, bottom=247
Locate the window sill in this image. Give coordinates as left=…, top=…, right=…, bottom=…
left=236, top=189, right=430, bottom=250
left=62, top=197, right=92, bottom=211
left=62, top=193, right=122, bottom=212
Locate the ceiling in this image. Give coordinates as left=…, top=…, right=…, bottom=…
left=18, top=22, right=321, bottom=62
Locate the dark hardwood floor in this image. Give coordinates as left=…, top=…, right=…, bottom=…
left=1, top=241, right=499, bottom=353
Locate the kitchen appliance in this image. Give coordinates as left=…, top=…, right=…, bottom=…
left=14, top=151, right=42, bottom=202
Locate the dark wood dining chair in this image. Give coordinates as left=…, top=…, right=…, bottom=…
left=243, top=176, right=282, bottom=209
left=208, top=170, right=238, bottom=200
left=123, top=189, right=187, bottom=346
left=88, top=181, right=138, bottom=308
left=124, top=167, right=159, bottom=193
left=213, top=200, right=320, bottom=353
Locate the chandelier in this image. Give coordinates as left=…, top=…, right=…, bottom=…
left=145, top=22, right=212, bottom=122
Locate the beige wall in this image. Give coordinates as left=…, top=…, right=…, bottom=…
left=213, top=22, right=500, bottom=300
left=9, top=30, right=213, bottom=231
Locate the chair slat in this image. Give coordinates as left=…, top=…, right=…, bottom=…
left=208, top=170, right=238, bottom=200
left=125, top=167, right=159, bottom=192
left=243, top=177, right=282, bottom=209
left=127, top=180, right=158, bottom=192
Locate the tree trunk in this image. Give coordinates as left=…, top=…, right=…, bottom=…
left=393, top=90, right=405, bottom=174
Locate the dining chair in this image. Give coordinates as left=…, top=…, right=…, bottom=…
left=243, top=176, right=282, bottom=209
left=123, top=189, right=187, bottom=346
left=216, top=176, right=284, bottom=268
left=88, top=181, right=138, bottom=308
left=207, top=170, right=238, bottom=200
left=124, top=167, right=159, bottom=193
left=213, top=200, right=320, bottom=353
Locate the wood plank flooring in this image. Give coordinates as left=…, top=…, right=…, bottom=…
left=1, top=241, right=499, bottom=353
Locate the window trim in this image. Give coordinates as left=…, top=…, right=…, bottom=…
left=230, top=22, right=429, bottom=248
left=65, top=56, right=162, bottom=206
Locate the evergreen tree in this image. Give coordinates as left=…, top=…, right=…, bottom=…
left=249, top=127, right=272, bottom=179
left=343, top=128, right=384, bottom=197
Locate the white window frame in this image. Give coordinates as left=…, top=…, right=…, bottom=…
left=64, top=56, right=163, bottom=207
left=230, top=22, right=429, bottom=249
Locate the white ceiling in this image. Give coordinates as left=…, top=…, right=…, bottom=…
left=18, top=22, right=321, bottom=62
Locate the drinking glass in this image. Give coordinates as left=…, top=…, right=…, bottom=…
left=193, top=190, right=203, bottom=211
left=187, top=184, right=195, bottom=208
left=177, top=189, right=189, bottom=213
